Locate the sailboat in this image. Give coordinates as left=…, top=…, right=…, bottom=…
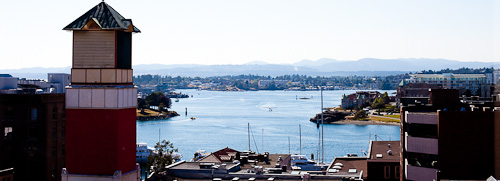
left=290, top=122, right=328, bottom=171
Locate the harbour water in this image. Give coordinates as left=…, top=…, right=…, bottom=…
left=137, top=89, right=400, bottom=163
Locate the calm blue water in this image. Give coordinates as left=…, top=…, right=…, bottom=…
left=137, top=89, right=400, bottom=163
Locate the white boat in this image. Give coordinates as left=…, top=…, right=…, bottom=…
left=136, top=143, right=156, bottom=164
left=171, top=152, right=183, bottom=162
left=190, top=149, right=210, bottom=161
left=290, top=154, right=327, bottom=171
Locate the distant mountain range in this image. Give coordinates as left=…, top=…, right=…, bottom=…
left=2, top=58, right=499, bottom=79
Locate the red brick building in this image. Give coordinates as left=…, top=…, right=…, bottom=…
left=0, top=93, right=66, bottom=181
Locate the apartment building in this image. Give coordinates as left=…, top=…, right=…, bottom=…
left=406, top=73, right=490, bottom=96
left=400, top=89, right=500, bottom=180
left=0, top=90, right=66, bottom=181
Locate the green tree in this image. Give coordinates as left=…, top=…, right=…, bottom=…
left=145, top=92, right=172, bottom=111
left=137, top=99, right=147, bottom=114
left=147, top=140, right=179, bottom=173
left=371, top=97, right=386, bottom=109
left=382, top=92, right=389, bottom=103
left=354, top=110, right=368, bottom=120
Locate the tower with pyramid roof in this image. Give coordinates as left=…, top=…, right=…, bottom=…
left=61, top=2, right=140, bottom=180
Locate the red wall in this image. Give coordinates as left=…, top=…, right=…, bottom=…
left=65, top=108, right=136, bottom=175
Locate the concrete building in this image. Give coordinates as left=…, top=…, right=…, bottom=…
left=406, top=73, right=490, bottom=97
left=400, top=89, right=500, bottom=180
left=0, top=75, right=17, bottom=91
left=0, top=89, right=66, bottom=181
left=62, top=2, right=140, bottom=180
left=494, top=69, right=500, bottom=84
left=396, top=81, right=441, bottom=107
left=48, top=73, right=71, bottom=93
left=0, top=73, right=70, bottom=94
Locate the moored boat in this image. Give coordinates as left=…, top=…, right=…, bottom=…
left=136, top=143, right=156, bottom=164
left=290, top=154, right=328, bottom=171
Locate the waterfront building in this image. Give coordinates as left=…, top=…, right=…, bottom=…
left=400, top=89, right=500, bottom=180
left=258, top=80, right=289, bottom=88
left=164, top=147, right=368, bottom=181
left=366, top=141, right=400, bottom=180
left=196, top=147, right=241, bottom=163
left=0, top=87, right=66, bottom=181
left=406, top=73, right=491, bottom=97
left=62, top=2, right=140, bottom=180
left=341, top=91, right=380, bottom=109
left=396, top=82, right=441, bottom=106
left=327, top=140, right=400, bottom=181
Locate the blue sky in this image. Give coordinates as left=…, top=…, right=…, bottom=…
left=0, top=0, right=498, bottom=69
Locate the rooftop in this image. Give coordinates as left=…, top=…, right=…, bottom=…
left=410, top=74, right=486, bottom=78
left=368, top=141, right=400, bottom=162
left=327, top=157, right=367, bottom=179
left=63, top=2, right=140, bottom=32
left=197, top=147, right=240, bottom=163
left=239, top=154, right=290, bottom=171
left=167, top=161, right=239, bottom=170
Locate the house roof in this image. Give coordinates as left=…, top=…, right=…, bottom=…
left=399, top=79, right=407, bottom=87
left=328, top=157, right=367, bottom=179
left=196, top=147, right=240, bottom=163
left=213, top=147, right=240, bottom=162
left=63, top=2, right=140, bottom=32
left=196, top=154, right=221, bottom=163
left=368, top=141, right=400, bottom=162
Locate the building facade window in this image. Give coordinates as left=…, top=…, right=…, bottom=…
left=52, top=107, right=58, bottom=120
left=395, top=166, right=400, bottom=179
left=62, top=109, right=65, bottom=119
left=4, top=107, right=13, bottom=119
left=384, top=165, right=391, bottom=179
left=30, top=108, right=38, bottom=121
left=52, top=127, right=57, bottom=140
left=4, top=127, right=12, bottom=137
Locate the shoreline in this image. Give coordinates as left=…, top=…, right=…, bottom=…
left=327, top=120, right=400, bottom=126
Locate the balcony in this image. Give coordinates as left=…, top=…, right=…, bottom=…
left=405, top=134, right=438, bottom=155
left=405, top=112, right=437, bottom=125
left=406, top=164, right=437, bottom=181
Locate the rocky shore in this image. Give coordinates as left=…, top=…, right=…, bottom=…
left=137, top=109, right=180, bottom=121
left=328, top=119, right=399, bottom=126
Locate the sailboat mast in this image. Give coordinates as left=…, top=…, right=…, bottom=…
left=248, top=123, right=251, bottom=151
left=288, top=136, right=291, bottom=154
left=262, top=129, right=264, bottom=153
left=318, top=123, right=320, bottom=163
left=299, top=124, right=302, bottom=155
left=321, top=87, right=324, bottom=164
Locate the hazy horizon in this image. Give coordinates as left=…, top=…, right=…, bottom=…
left=1, top=57, right=497, bottom=70
left=1, top=0, right=499, bottom=69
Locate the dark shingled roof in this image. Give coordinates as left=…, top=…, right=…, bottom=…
left=63, top=2, right=140, bottom=32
